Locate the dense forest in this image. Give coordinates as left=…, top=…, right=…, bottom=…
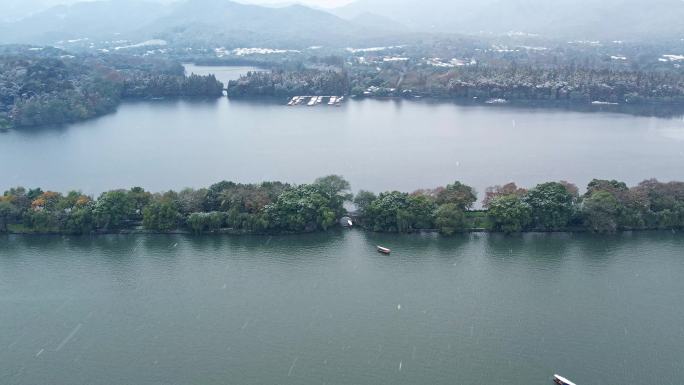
left=0, top=176, right=350, bottom=235
left=361, top=64, right=684, bottom=104
left=0, top=46, right=224, bottom=129
left=4, top=39, right=684, bottom=126
left=226, top=62, right=684, bottom=105
left=355, top=178, right=684, bottom=234
left=221, top=38, right=684, bottom=105
left=227, top=69, right=349, bottom=97
left=2, top=176, right=682, bottom=235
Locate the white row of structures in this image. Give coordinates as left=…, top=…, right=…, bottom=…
left=288, top=96, right=345, bottom=107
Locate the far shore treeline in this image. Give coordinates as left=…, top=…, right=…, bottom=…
left=6, top=41, right=684, bottom=131
left=1, top=176, right=683, bottom=236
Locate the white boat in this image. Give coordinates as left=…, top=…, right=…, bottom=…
left=485, top=98, right=508, bottom=104
left=328, top=96, right=337, bottom=105
left=377, top=246, right=391, bottom=255
left=591, top=101, right=618, bottom=105
left=553, top=374, right=576, bottom=385
left=307, top=96, right=317, bottom=106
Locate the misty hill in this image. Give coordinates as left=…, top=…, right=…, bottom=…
left=1, top=0, right=178, bottom=22
left=1, top=0, right=82, bottom=22
left=347, top=12, right=407, bottom=32
left=0, top=0, right=170, bottom=44
left=334, top=0, right=684, bottom=40
left=0, top=0, right=401, bottom=48
left=141, top=0, right=393, bottom=47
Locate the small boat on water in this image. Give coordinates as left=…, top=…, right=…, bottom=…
left=377, top=246, right=391, bottom=255
left=485, top=98, right=508, bottom=105
left=553, top=374, right=576, bottom=385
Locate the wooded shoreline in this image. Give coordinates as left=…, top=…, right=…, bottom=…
left=2, top=176, right=683, bottom=236
left=5, top=42, right=684, bottom=131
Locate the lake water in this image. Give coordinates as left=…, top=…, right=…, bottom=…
left=1, top=230, right=683, bottom=385
left=0, top=65, right=683, bottom=197
left=2, top=71, right=684, bottom=385
left=0, top=66, right=684, bottom=198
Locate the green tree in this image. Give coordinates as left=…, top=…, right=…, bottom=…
left=0, top=201, right=16, bottom=232
left=523, top=182, right=575, bottom=230
left=62, top=206, right=95, bottom=235
left=128, top=187, right=152, bottom=218
left=314, top=175, right=352, bottom=216
left=582, top=191, right=621, bottom=233
left=27, top=188, right=43, bottom=201
left=93, top=190, right=135, bottom=230
left=353, top=190, right=377, bottom=216
left=143, top=201, right=181, bottom=231
left=365, top=191, right=410, bottom=232
left=0, top=114, right=11, bottom=129
left=187, top=212, right=226, bottom=234
left=176, top=188, right=208, bottom=215
left=24, top=210, right=59, bottom=232
left=585, top=179, right=649, bottom=229
left=655, top=209, right=679, bottom=230
left=265, top=184, right=343, bottom=232
left=586, top=179, right=628, bottom=198
left=487, top=195, right=532, bottom=233
left=315, top=175, right=351, bottom=199
left=435, top=181, right=477, bottom=210
left=434, top=203, right=466, bottom=235
left=407, top=194, right=437, bottom=229
left=362, top=191, right=436, bottom=233
left=205, top=181, right=238, bottom=211
left=187, top=212, right=207, bottom=234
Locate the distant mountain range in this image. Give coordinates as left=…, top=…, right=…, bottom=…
left=139, top=0, right=403, bottom=47
left=0, top=0, right=179, bottom=22
left=333, top=0, right=684, bottom=41
left=0, top=0, right=168, bottom=43
left=2, top=0, right=684, bottom=48
left=0, top=0, right=404, bottom=48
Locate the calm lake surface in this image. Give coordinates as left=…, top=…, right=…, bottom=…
left=1, top=231, right=683, bottom=385
left=1, top=66, right=683, bottom=196
left=2, top=67, right=684, bottom=383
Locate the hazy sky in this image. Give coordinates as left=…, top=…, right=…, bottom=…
left=235, top=0, right=355, bottom=7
